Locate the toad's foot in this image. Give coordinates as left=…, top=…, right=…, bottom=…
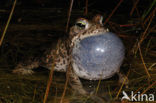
left=117, top=72, right=129, bottom=87
left=13, top=62, right=39, bottom=75
left=13, top=68, right=34, bottom=75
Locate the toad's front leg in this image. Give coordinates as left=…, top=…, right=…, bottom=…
left=67, top=62, right=88, bottom=95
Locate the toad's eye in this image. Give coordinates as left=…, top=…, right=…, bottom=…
left=75, top=19, right=88, bottom=29
left=75, top=22, right=86, bottom=28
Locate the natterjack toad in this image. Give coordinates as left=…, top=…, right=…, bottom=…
left=13, top=14, right=128, bottom=94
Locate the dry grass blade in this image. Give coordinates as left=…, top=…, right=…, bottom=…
left=144, top=8, right=156, bottom=25
left=95, top=79, right=101, bottom=95
left=104, top=0, right=124, bottom=25
left=84, top=0, right=88, bottom=16
left=138, top=43, right=151, bottom=79
left=141, top=81, right=156, bottom=95
left=132, top=8, right=155, bottom=55
left=65, top=0, right=74, bottom=33
left=130, top=0, right=139, bottom=16
left=134, top=85, right=144, bottom=94
left=32, top=85, right=37, bottom=102
left=142, top=0, right=156, bottom=20
left=43, top=40, right=61, bottom=103
left=59, top=66, right=70, bottom=103
left=148, top=63, right=156, bottom=70
left=0, top=0, right=17, bottom=46
left=115, top=70, right=130, bottom=100
left=141, top=8, right=156, bottom=40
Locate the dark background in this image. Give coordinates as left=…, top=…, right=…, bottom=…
left=0, top=0, right=153, bottom=14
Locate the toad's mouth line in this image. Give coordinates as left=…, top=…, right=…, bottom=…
left=71, top=29, right=108, bottom=47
